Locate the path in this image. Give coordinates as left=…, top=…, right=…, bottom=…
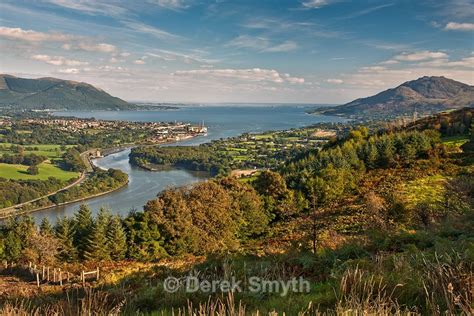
left=0, top=172, right=86, bottom=218
left=0, top=149, right=97, bottom=218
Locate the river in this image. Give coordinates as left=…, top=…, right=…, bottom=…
left=30, top=104, right=345, bottom=223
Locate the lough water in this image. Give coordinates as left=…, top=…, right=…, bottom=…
left=31, top=104, right=344, bottom=223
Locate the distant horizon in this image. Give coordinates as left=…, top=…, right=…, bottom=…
left=128, top=101, right=339, bottom=106
left=5, top=72, right=473, bottom=106
left=1, top=1, right=473, bottom=103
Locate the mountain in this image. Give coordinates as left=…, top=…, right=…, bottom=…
left=0, top=74, right=133, bottom=110
left=313, top=76, right=474, bottom=118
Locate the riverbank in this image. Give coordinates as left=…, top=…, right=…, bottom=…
left=23, top=106, right=346, bottom=223
left=0, top=179, right=129, bottom=220
left=0, top=135, right=204, bottom=220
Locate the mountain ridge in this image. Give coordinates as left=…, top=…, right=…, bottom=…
left=313, top=76, right=474, bottom=118
left=0, top=74, right=133, bottom=110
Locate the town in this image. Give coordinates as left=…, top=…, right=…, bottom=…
left=2, top=116, right=207, bottom=144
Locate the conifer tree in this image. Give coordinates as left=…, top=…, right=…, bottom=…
left=54, top=217, right=77, bottom=262
left=39, top=218, right=53, bottom=236
left=73, top=205, right=94, bottom=259
left=84, top=208, right=111, bottom=261
left=106, top=216, right=127, bottom=260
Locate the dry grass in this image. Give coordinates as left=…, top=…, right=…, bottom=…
left=1, top=253, right=471, bottom=315
left=422, top=253, right=473, bottom=315
left=0, top=287, right=125, bottom=316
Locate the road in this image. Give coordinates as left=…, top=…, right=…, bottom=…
left=0, top=149, right=97, bottom=218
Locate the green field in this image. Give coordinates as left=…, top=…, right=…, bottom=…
left=0, top=162, right=79, bottom=181
left=398, top=174, right=447, bottom=209
left=441, top=135, right=470, bottom=148
left=0, top=143, right=74, bottom=159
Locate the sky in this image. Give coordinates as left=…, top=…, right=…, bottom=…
left=0, top=0, right=473, bottom=104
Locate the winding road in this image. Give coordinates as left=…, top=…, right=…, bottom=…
left=0, top=149, right=96, bottom=219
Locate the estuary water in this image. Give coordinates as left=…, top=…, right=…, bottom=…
left=31, top=104, right=344, bottom=223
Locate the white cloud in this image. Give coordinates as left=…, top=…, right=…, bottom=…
left=359, top=66, right=386, bottom=73
left=147, top=49, right=219, bottom=64
left=149, top=0, right=189, bottom=10
left=444, top=22, right=474, bottom=31
left=446, top=55, right=474, bottom=67
left=58, top=68, right=80, bottom=74
left=283, top=74, right=305, bottom=84
left=338, top=3, right=394, bottom=19
left=418, top=54, right=474, bottom=68
left=172, top=68, right=305, bottom=85
left=227, top=35, right=298, bottom=53
left=46, top=0, right=126, bottom=17
left=327, top=78, right=344, bottom=84
left=334, top=52, right=474, bottom=94
left=63, top=42, right=117, bottom=53
left=302, top=0, right=333, bottom=9
left=394, top=51, right=448, bottom=62
left=263, top=41, right=298, bottom=52
left=380, top=59, right=399, bottom=65
left=227, top=35, right=269, bottom=50
left=122, top=21, right=180, bottom=40
left=31, top=54, right=89, bottom=66
left=364, top=41, right=412, bottom=51
left=0, top=26, right=73, bottom=42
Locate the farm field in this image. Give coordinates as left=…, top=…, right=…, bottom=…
left=0, top=143, right=74, bottom=159
left=0, top=162, right=79, bottom=181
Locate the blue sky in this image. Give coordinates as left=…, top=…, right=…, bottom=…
left=0, top=0, right=473, bottom=103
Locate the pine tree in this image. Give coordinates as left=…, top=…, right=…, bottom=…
left=365, top=142, right=379, bottom=169
left=73, top=205, right=94, bottom=259
left=84, top=208, right=111, bottom=261
left=106, top=216, right=127, bottom=260
left=39, top=218, right=53, bottom=236
left=55, top=217, right=77, bottom=262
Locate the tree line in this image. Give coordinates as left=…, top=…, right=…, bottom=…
left=0, top=120, right=470, bottom=264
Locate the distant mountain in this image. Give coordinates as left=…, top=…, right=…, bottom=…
left=0, top=74, right=133, bottom=110
left=312, top=76, right=474, bottom=118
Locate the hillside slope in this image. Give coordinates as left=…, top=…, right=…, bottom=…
left=0, top=74, right=133, bottom=110
left=313, top=76, right=474, bottom=118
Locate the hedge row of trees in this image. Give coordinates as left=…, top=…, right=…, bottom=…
left=0, top=152, right=47, bottom=166
left=50, top=168, right=128, bottom=204
left=0, top=207, right=127, bottom=264
left=61, top=147, right=85, bottom=172
left=0, top=177, right=64, bottom=208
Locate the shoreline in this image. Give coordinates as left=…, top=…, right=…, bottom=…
left=0, top=180, right=129, bottom=220
left=0, top=134, right=203, bottom=220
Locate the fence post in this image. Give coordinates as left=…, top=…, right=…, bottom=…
left=96, top=267, right=100, bottom=281
left=47, top=267, right=50, bottom=281
left=42, top=266, right=45, bottom=280
left=36, top=273, right=40, bottom=287
left=53, top=268, right=56, bottom=283
left=67, top=272, right=70, bottom=282
left=59, top=269, right=62, bottom=286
